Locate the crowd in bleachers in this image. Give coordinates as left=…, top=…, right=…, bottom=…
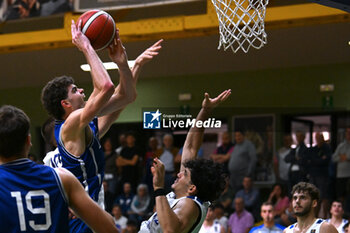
left=30, top=127, right=350, bottom=233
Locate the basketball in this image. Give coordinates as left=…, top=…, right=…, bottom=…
left=77, top=10, right=116, bottom=51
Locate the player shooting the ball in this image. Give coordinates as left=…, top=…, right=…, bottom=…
left=41, top=19, right=162, bottom=233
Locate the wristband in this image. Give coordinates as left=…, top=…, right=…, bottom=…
left=154, top=188, right=166, bottom=197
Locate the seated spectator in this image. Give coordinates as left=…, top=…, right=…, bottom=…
left=267, top=183, right=289, bottom=218
left=210, top=132, right=234, bottom=172
left=235, top=176, right=260, bottom=220
left=114, top=182, right=134, bottom=216
left=217, top=177, right=235, bottom=214
left=213, top=203, right=228, bottom=232
left=122, top=219, right=139, bottom=233
left=128, top=184, right=151, bottom=223
left=228, top=197, right=254, bottom=233
left=103, top=180, right=115, bottom=213
left=326, top=200, right=349, bottom=233
left=199, top=205, right=225, bottom=233
left=158, top=134, right=179, bottom=193
left=249, top=202, right=285, bottom=233
left=276, top=202, right=296, bottom=227
left=112, top=204, right=128, bottom=231
left=143, top=137, right=162, bottom=193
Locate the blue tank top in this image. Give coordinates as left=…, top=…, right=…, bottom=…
left=54, top=118, right=105, bottom=233
left=0, top=158, right=69, bottom=233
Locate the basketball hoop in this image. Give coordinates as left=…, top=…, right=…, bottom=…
left=211, top=0, right=269, bottom=53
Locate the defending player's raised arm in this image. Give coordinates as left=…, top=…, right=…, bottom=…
left=69, top=20, right=115, bottom=128
left=180, top=89, right=231, bottom=172
left=132, top=39, right=163, bottom=82
left=56, top=168, right=119, bottom=233
left=151, top=158, right=199, bottom=233
left=98, top=39, right=163, bottom=137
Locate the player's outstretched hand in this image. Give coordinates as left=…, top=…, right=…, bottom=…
left=151, top=158, right=165, bottom=190
left=71, top=20, right=91, bottom=52
left=108, top=29, right=128, bottom=67
left=135, top=39, right=163, bottom=67
left=202, top=89, right=231, bottom=109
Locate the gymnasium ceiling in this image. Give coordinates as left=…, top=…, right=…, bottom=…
left=1, top=0, right=350, bottom=90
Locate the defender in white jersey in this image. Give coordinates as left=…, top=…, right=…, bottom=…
left=140, top=89, right=231, bottom=233
left=326, top=200, right=348, bottom=233
left=283, top=182, right=337, bottom=233
left=199, top=206, right=225, bottom=233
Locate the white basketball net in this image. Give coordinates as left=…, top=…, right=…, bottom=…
left=211, top=0, right=269, bottom=53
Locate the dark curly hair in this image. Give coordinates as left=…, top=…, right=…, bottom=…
left=0, top=105, right=30, bottom=158
left=41, top=76, right=74, bottom=120
left=291, top=182, right=320, bottom=204
left=184, top=158, right=226, bottom=202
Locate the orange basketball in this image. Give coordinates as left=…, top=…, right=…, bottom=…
left=77, top=10, right=116, bottom=51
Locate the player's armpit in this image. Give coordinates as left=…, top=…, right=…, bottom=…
left=172, top=198, right=200, bottom=233
left=56, top=168, right=119, bottom=233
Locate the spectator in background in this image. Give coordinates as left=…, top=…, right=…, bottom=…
left=276, top=202, right=296, bottom=227
left=213, top=203, right=228, bottom=232
left=115, top=133, right=126, bottom=156
left=267, top=183, right=290, bottom=219
left=158, top=134, right=179, bottom=193
left=199, top=205, right=225, bottom=233
left=274, top=135, right=293, bottom=186
left=326, top=200, right=348, bottom=233
left=309, top=132, right=332, bottom=218
left=285, top=131, right=309, bottom=190
left=235, top=176, right=260, bottom=221
left=122, top=219, right=139, bottom=233
left=103, top=180, right=115, bottom=213
left=228, top=197, right=254, bottom=233
left=175, top=146, right=204, bottom=173
left=332, top=127, right=350, bottom=203
left=128, top=184, right=151, bottom=224
left=114, top=182, right=134, bottom=216
left=217, top=176, right=235, bottom=214
left=210, top=132, right=234, bottom=172
left=117, top=132, right=140, bottom=191
left=228, top=130, right=257, bottom=192
left=103, top=137, right=119, bottom=195
left=112, top=204, right=128, bottom=231
left=144, top=137, right=162, bottom=161
left=249, top=202, right=285, bottom=233
left=143, top=137, right=162, bottom=193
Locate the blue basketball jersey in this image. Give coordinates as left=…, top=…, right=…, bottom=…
left=0, top=158, right=69, bottom=233
left=53, top=117, right=105, bottom=233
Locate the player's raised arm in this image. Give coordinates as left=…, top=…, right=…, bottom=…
left=180, top=89, right=231, bottom=172
left=132, top=39, right=163, bottom=82
left=67, top=19, right=115, bottom=129
left=57, top=168, right=119, bottom=233
left=98, top=39, right=163, bottom=137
